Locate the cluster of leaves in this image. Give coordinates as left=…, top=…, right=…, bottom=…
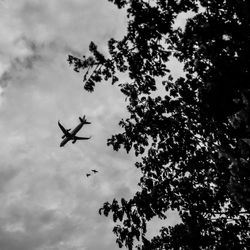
left=68, top=0, right=250, bottom=249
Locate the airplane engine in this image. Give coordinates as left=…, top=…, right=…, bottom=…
left=72, top=140, right=77, bottom=144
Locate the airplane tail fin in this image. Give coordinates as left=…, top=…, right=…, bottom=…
left=79, top=116, right=91, bottom=124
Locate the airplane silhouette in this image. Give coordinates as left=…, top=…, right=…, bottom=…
left=58, top=115, right=91, bottom=147
left=91, top=170, right=98, bottom=174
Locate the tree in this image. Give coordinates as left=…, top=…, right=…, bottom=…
left=68, top=0, right=250, bottom=249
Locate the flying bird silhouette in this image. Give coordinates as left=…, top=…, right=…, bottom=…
left=91, top=170, right=98, bottom=174
left=86, top=173, right=91, bottom=177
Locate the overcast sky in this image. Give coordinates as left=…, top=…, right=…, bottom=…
left=0, top=1, right=183, bottom=249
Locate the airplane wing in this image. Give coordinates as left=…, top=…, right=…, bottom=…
left=74, top=136, right=91, bottom=140
left=58, top=121, right=71, bottom=136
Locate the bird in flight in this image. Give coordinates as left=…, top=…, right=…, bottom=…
left=86, top=173, right=91, bottom=178
left=58, top=115, right=91, bottom=147
left=91, top=169, right=98, bottom=174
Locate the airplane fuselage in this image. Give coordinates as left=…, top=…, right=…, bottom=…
left=58, top=116, right=91, bottom=147
left=70, top=123, right=84, bottom=136
left=60, top=123, right=84, bottom=147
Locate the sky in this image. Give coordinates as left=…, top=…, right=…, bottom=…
left=0, top=1, right=182, bottom=249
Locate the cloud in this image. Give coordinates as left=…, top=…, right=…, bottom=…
left=0, top=1, right=133, bottom=249
left=0, top=0, right=126, bottom=79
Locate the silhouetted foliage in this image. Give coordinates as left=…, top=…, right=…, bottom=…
left=68, top=0, right=250, bottom=249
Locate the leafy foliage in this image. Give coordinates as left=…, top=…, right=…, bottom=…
left=68, top=0, right=250, bottom=249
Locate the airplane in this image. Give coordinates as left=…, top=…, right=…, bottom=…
left=58, top=115, right=91, bottom=147
left=91, top=170, right=98, bottom=174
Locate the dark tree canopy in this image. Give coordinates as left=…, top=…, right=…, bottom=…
left=68, top=0, right=250, bottom=249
